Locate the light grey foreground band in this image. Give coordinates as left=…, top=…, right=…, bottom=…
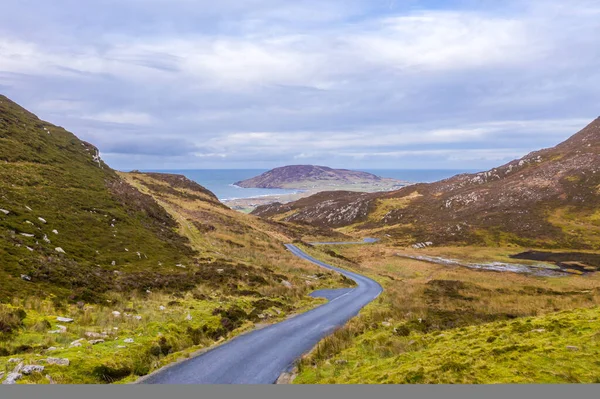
left=1, top=385, right=598, bottom=399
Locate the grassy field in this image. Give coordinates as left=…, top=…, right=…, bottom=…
left=291, top=243, right=600, bottom=384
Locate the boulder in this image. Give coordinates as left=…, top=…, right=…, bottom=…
left=21, top=365, right=45, bottom=375
left=2, top=373, right=22, bottom=385
left=46, top=358, right=70, bottom=366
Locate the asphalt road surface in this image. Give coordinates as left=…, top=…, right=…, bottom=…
left=139, top=243, right=382, bottom=384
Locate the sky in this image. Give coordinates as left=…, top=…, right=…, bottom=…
left=0, top=0, right=599, bottom=171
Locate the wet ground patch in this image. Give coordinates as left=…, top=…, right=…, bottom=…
left=510, top=250, right=600, bottom=274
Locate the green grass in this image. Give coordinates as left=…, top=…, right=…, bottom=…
left=295, top=307, right=600, bottom=384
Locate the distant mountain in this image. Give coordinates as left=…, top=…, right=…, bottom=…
left=253, top=118, right=600, bottom=249
left=235, top=165, right=383, bottom=189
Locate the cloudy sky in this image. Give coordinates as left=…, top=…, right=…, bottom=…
left=1, top=0, right=599, bottom=171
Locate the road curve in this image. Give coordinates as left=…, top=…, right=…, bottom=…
left=139, top=244, right=382, bottom=384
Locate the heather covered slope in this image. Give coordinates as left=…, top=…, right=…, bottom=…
left=253, top=118, right=600, bottom=249
left=0, top=95, right=195, bottom=302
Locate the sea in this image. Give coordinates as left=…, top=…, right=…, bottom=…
left=145, top=169, right=476, bottom=201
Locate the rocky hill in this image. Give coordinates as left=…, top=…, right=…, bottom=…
left=0, top=95, right=343, bottom=303
left=235, top=165, right=383, bottom=189
left=253, top=118, right=600, bottom=249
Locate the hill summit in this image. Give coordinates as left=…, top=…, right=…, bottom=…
left=235, top=165, right=383, bottom=189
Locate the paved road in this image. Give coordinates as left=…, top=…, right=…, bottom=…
left=139, top=243, right=382, bottom=384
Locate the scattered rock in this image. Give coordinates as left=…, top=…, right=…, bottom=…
left=112, top=311, right=121, bottom=317
left=21, top=365, right=45, bottom=375
left=88, top=339, right=105, bottom=345
left=70, top=339, right=85, bottom=347
left=12, top=362, right=24, bottom=373
left=52, top=229, right=58, bottom=235
left=567, top=346, right=579, bottom=351
left=381, top=322, right=392, bottom=327
left=56, top=316, right=73, bottom=323
left=8, top=358, right=23, bottom=364
left=281, top=280, right=293, bottom=288
left=55, top=247, right=66, bottom=254
left=176, top=264, right=186, bottom=268
left=335, top=359, right=348, bottom=365
left=20, top=274, right=31, bottom=281
left=2, top=373, right=22, bottom=385
left=20, top=233, right=35, bottom=238
left=46, top=358, right=70, bottom=366
left=159, top=306, right=166, bottom=311
left=38, top=217, right=47, bottom=224
left=124, top=338, right=134, bottom=343
left=43, top=234, right=51, bottom=243
left=84, top=332, right=106, bottom=339
left=185, top=314, right=192, bottom=321
left=25, top=247, right=34, bottom=252
left=0, top=209, right=9, bottom=215
left=46, top=347, right=58, bottom=352
left=134, top=315, right=142, bottom=321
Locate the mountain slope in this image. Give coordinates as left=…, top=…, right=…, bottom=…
left=0, top=95, right=198, bottom=302
left=235, top=165, right=383, bottom=189
left=253, top=118, right=600, bottom=249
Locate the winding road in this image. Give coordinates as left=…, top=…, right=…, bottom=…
left=139, top=243, right=382, bottom=384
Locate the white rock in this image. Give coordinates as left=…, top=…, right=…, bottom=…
left=124, top=338, right=134, bottom=343
left=21, top=365, right=45, bottom=375
left=55, top=247, right=66, bottom=254
left=43, top=235, right=51, bottom=243
left=46, top=347, right=58, bottom=352
left=216, top=268, right=224, bottom=273
left=38, top=217, right=47, bottom=224
left=20, top=233, right=35, bottom=237
left=25, top=206, right=32, bottom=211
left=84, top=332, right=105, bottom=338
left=176, top=264, right=186, bottom=268
left=21, top=274, right=32, bottom=281
left=281, top=280, right=293, bottom=288
left=52, top=230, right=58, bottom=235
left=381, top=322, right=392, bottom=327
left=46, top=358, right=70, bottom=366
left=134, top=315, right=142, bottom=321
left=8, top=358, right=23, bottom=363
left=88, top=339, right=105, bottom=345
left=159, top=306, right=166, bottom=311
left=2, top=372, right=22, bottom=384
left=117, top=345, right=126, bottom=349
left=111, top=261, right=116, bottom=266
left=0, top=209, right=9, bottom=215
left=124, top=248, right=129, bottom=252
left=56, top=316, right=73, bottom=323
left=112, top=311, right=121, bottom=317
left=70, top=342, right=82, bottom=348
left=56, top=325, right=67, bottom=332
left=185, top=314, right=192, bottom=321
